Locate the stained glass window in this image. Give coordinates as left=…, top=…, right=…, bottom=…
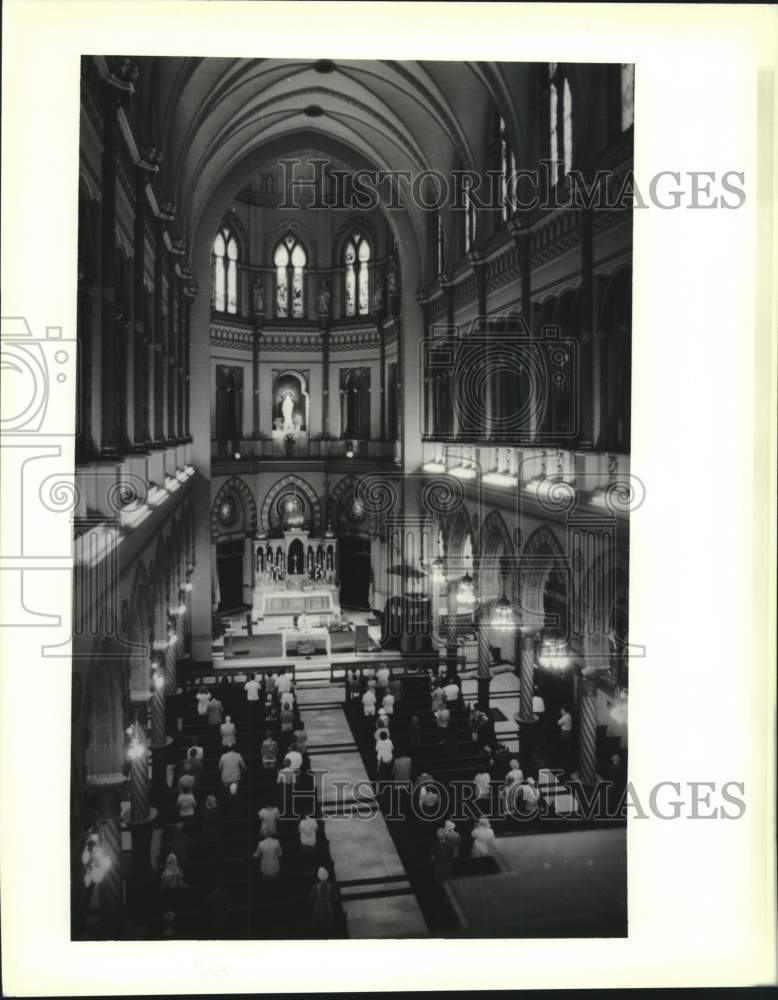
left=274, top=235, right=307, bottom=318
left=212, top=226, right=239, bottom=314
left=548, top=64, right=574, bottom=181
left=621, top=64, right=635, bottom=131
left=343, top=232, right=370, bottom=317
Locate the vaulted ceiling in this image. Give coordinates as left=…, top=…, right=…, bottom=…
left=133, top=58, right=533, bottom=263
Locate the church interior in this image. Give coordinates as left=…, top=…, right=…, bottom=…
left=73, top=57, right=633, bottom=940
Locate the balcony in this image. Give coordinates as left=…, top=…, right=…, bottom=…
left=211, top=436, right=396, bottom=464
left=421, top=441, right=634, bottom=518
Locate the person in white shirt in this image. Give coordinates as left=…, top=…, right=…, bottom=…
left=471, top=817, right=496, bottom=857
left=244, top=676, right=261, bottom=701
left=381, top=692, right=395, bottom=716
left=285, top=746, right=303, bottom=772
left=220, top=716, right=237, bottom=747
left=376, top=731, right=394, bottom=777
left=505, top=760, right=523, bottom=786
left=195, top=688, right=211, bottom=716
left=298, top=814, right=318, bottom=850
left=362, top=689, right=376, bottom=717
left=258, top=803, right=280, bottom=837
left=187, top=743, right=204, bottom=761
left=275, top=671, right=292, bottom=696
left=280, top=691, right=295, bottom=712
left=443, top=680, right=460, bottom=705
left=277, top=758, right=297, bottom=786
left=376, top=665, right=390, bottom=692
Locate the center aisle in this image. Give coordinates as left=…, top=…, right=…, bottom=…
left=296, top=684, right=429, bottom=938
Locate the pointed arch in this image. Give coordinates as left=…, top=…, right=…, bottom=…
left=211, top=476, right=258, bottom=539
left=520, top=524, right=570, bottom=633
left=260, top=475, right=322, bottom=535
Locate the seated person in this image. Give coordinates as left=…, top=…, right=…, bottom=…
left=261, top=732, right=278, bottom=770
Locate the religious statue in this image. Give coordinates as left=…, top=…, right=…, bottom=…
left=318, top=280, right=331, bottom=319
left=280, top=388, right=296, bottom=432
left=252, top=276, right=265, bottom=317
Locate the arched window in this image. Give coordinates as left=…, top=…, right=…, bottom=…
left=435, top=212, right=445, bottom=276
left=274, top=234, right=307, bottom=318
left=547, top=64, right=574, bottom=181
left=497, top=114, right=517, bottom=222
left=460, top=180, right=476, bottom=256
left=343, top=231, right=371, bottom=317
left=212, top=225, right=239, bottom=314
left=620, top=64, right=635, bottom=131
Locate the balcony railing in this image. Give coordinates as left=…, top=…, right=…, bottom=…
left=420, top=441, right=634, bottom=517
left=211, top=436, right=396, bottom=462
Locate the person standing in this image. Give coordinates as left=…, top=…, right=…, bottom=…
left=206, top=695, right=224, bottom=727
left=310, top=867, right=338, bottom=934
left=220, top=715, right=237, bottom=748
left=470, top=817, right=496, bottom=858
left=253, top=832, right=282, bottom=878
left=558, top=705, right=573, bottom=771
left=259, top=802, right=280, bottom=838
left=376, top=731, right=394, bottom=780
left=298, top=814, right=318, bottom=852
left=261, top=732, right=278, bottom=770
left=218, top=746, right=246, bottom=790
left=244, top=674, right=262, bottom=702
left=362, top=687, right=376, bottom=720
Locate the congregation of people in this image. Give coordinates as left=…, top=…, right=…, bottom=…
left=145, top=668, right=344, bottom=939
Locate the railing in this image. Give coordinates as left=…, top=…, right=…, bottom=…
left=212, top=437, right=395, bottom=462
left=421, top=441, right=633, bottom=516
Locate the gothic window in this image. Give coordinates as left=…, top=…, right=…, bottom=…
left=212, top=225, right=240, bottom=314
left=274, top=234, right=307, bottom=318
left=435, top=212, right=445, bottom=276
left=621, top=64, right=635, bottom=131
left=343, top=231, right=371, bottom=317
left=214, top=365, right=243, bottom=441
left=547, top=63, right=574, bottom=181
left=497, top=114, right=517, bottom=222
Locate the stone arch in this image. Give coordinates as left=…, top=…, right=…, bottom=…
left=260, top=474, right=321, bottom=535
left=326, top=473, right=359, bottom=528
left=479, top=509, right=515, bottom=603
left=211, top=476, right=258, bottom=540
left=574, top=541, right=629, bottom=679
left=442, top=504, right=474, bottom=576
left=520, top=523, right=570, bottom=633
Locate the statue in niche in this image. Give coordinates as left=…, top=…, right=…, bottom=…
left=318, top=280, right=331, bottom=319
left=281, top=389, right=296, bottom=432
left=252, top=276, right=265, bottom=317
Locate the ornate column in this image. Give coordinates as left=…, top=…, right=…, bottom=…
left=442, top=279, right=458, bottom=439
left=515, top=626, right=541, bottom=775
left=251, top=289, right=263, bottom=438
left=123, top=710, right=157, bottom=915
left=149, top=651, right=172, bottom=806
left=98, top=77, right=122, bottom=458
left=577, top=672, right=599, bottom=784
left=445, top=577, right=459, bottom=673
left=152, top=205, right=175, bottom=444
left=86, top=778, right=126, bottom=938
left=477, top=607, right=492, bottom=711
left=321, top=326, right=331, bottom=438
left=182, top=279, right=196, bottom=441
left=132, top=150, right=158, bottom=450
left=579, top=207, right=595, bottom=448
